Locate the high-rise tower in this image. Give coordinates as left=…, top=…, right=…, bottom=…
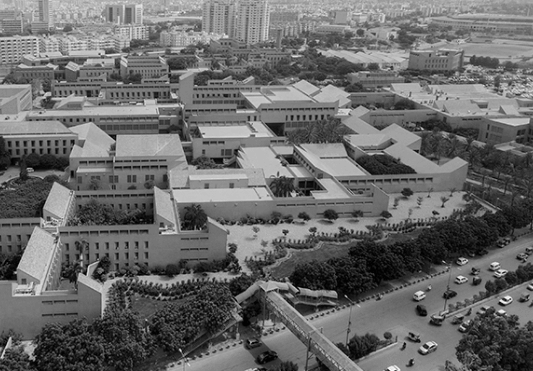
left=202, top=0, right=236, bottom=38
left=235, top=0, right=270, bottom=45
left=37, top=0, right=50, bottom=23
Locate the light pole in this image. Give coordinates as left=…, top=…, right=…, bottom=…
left=442, top=260, right=453, bottom=313
left=179, top=348, right=190, bottom=371
left=344, top=295, right=355, bottom=347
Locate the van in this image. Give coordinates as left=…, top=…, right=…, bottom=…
left=430, top=314, right=445, bottom=326
left=489, top=262, right=500, bottom=271
left=413, top=291, right=426, bottom=301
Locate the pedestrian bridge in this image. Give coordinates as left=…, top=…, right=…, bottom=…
left=235, top=280, right=364, bottom=371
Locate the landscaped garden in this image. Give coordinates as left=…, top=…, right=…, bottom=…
left=66, top=199, right=154, bottom=226
left=0, top=176, right=62, bottom=218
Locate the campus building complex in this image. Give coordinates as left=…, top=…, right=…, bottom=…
left=408, top=49, right=464, bottom=72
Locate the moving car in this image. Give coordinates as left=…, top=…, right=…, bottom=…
left=458, top=319, right=473, bottom=333
left=526, top=246, right=533, bottom=255
left=455, top=275, right=468, bottom=284
left=418, top=341, right=438, bottom=355
left=489, top=262, right=501, bottom=271
left=476, top=305, right=492, bottom=315
left=384, top=366, right=401, bottom=371
left=527, top=282, right=533, bottom=291
left=416, top=304, right=427, bottom=316
left=256, top=350, right=278, bottom=364
left=456, top=257, right=469, bottom=266
left=499, top=295, right=513, bottom=306
left=517, top=253, right=529, bottom=260
left=245, top=368, right=267, bottom=371
left=519, top=293, right=530, bottom=302
left=245, top=338, right=262, bottom=349
left=413, top=290, right=426, bottom=301
left=443, top=289, right=458, bottom=299
left=470, top=267, right=481, bottom=275
left=496, top=309, right=507, bottom=316
left=494, top=269, right=508, bottom=278
left=430, top=314, right=445, bottom=326
left=473, top=276, right=482, bottom=286
left=407, top=332, right=421, bottom=343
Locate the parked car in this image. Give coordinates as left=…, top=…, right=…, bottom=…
left=256, top=351, right=278, bottom=364
left=499, top=296, right=513, bottom=306
left=443, top=289, right=457, bottom=299
left=451, top=313, right=465, bottom=325
left=418, top=341, right=438, bottom=355
left=496, top=309, right=507, bottom=317
left=458, top=319, right=473, bottom=333
left=494, top=269, right=509, bottom=279
left=245, top=368, right=267, bottom=371
left=416, top=304, right=427, bottom=316
left=519, top=293, right=530, bottom=302
left=477, top=305, right=492, bottom=315
left=527, top=282, right=533, bottom=291
left=455, top=275, right=468, bottom=284
left=430, top=314, right=445, bottom=326
left=526, top=246, right=533, bottom=255
left=456, top=257, right=469, bottom=266
left=473, top=276, right=482, bottom=286
left=27, top=167, right=34, bottom=173
left=384, top=366, right=401, bottom=371
left=489, top=262, right=501, bottom=271
left=470, top=267, right=481, bottom=275
left=245, top=338, right=262, bottom=349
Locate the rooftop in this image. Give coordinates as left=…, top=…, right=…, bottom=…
left=43, top=183, right=74, bottom=220
left=69, top=122, right=114, bottom=158
left=115, top=134, right=184, bottom=158
left=489, top=117, right=531, bottom=127
left=172, top=187, right=273, bottom=203
left=0, top=120, right=73, bottom=136
left=169, top=168, right=266, bottom=189
left=196, top=121, right=274, bottom=139
left=17, top=227, right=57, bottom=286
left=238, top=146, right=293, bottom=178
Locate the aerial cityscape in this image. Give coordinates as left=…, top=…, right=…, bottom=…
left=1, top=0, right=533, bottom=370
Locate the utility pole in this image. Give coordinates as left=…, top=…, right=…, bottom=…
left=345, top=295, right=355, bottom=347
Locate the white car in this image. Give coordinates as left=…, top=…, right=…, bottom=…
left=455, top=275, right=468, bottom=284
left=419, top=340, right=438, bottom=355
left=384, top=366, right=401, bottom=371
left=499, top=295, right=513, bottom=306
left=527, top=282, right=533, bottom=291
left=494, top=269, right=508, bottom=278
left=489, top=262, right=501, bottom=271
left=496, top=309, right=507, bottom=316
left=456, top=257, right=469, bottom=266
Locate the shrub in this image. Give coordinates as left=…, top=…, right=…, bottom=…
left=323, top=209, right=338, bottom=221
left=356, top=154, right=416, bottom=175
left=165, top=264, right=179, bottom=277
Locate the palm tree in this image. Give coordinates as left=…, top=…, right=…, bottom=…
left=286, top=117, right=351, bottom=145
left=269, top=176, right=295, bottom=197
left=183, top=204, right=208, bottom=230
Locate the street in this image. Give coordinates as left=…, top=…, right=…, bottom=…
left=170, top=235, right=533, bottom=371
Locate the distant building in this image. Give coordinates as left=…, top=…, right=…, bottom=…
left=332, top=10, right=351, bottom=25
left=37, top=0, right=50, bottom=24
left=347, top=71, right=405, bottom=90
left=119, top=55, right=169, bottom=79
left=408, top=49, right=464, bottom=71
left=0, top=18, right=23, bottom=34
left=202, top=0, right=236, bottom=38
left=314, top=24, right=351, bottom=35
left=114, top=25, right=148, bottom=41
left=0, top=84, right=32, bottom=114
left=430, top=14, right=533, bottom=33
left=0, top=35, right=39, bottom=65
left=235, top=0, right=270, bottom=45
left=104, top=4, right=143, bottom=25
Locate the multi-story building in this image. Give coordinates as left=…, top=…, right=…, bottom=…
left=160, top=30, right=225, bottom=48
left=59, top=36, right=89, bottom=55
left=431, top=14, right=533, bottom=34
left=114, top=25, right=147, bottom=41
left=37, top=0, right=50, bottom=25
left=12, top=63, right=59, bottom=81
left=0, top=35, right=39, bottom=65
left=39, top=36, right=61, bottom=53
left=408, top=49, right=464, bottom=71
left=119, top=55, right=169, bottom=79
left=202, top=0, right=235, bottom=38
left=0, top=120, right=77, bottom=159
left=347, top=71, right=405, bottom=90
left=235, top=0, right=270, bottom=45
left=0, top=18, right=23, bottom=34
left=104, top=4, right=143, bottom=25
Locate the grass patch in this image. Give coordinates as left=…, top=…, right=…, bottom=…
left=131, top=294, right=189, bottom=319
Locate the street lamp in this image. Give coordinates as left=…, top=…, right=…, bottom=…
left=442, top=260, right=453, bottom=313
left=179, top=348, right=190, bottom=371
left=344, top=295, right=355, bottom=347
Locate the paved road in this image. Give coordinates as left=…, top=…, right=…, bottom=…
left=169, top=235, right=533, bottom=371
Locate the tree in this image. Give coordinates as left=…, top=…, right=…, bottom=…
left=269, top=176, right=295, bottom=197
left=352, top=210, right=364, bottom=219
left=0, top=348, right=36, bottom=371
left=440, top=196, right=450, bottom=208
left=191, top=156, right=223, bottom=169
left=380, top=210, right=392, bottom=219
left=285, top=117, right=351, bottom=145
left=323, top=209, right=338, bottom=221
left=228, top=274, right=255, bottom=296
left=401, top=188, right=414, bottom=198
left=298, top=211, right=311, bottom=222
left=165, top=263, right=179, bottom=277
left=33, top=319, right=106, bottom=371
left=0, top=136, right=10, bottom=170
left=417, top=196, right=424, bottom=208
left=182, top=204, right=208, bottom=230
left=252, top=226, right=260, bottom=237
left=327, top=257, right=374, bottom=294
left=356, top=29, right=365, bottom=37
left=367, top=63, right=379, bottom=71
left=393, top=98, right=416, bottom=110
left=274, top=361, right=299, bottom=371
left=19, top=155, right=28, bottom=181
left=63, top=24, right=73, bottom=32
left=309, top=227, right=317, bottom=236
left=289, top=260, right=337, bottom=290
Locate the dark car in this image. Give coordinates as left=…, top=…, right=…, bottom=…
left=416, top=304, right=427, bottom=316
left=470, top=267, right=480, bottom=276
left=256, top=350, right=278, bottom=364
left=473, top=276, right=482, bottom=286
left=245, top=338, right=262, bottom=349
left=443, top=289, right=457, bottom=299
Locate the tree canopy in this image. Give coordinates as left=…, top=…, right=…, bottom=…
left=356, top=154, right=416, bottom=175
left=67, top=199, right=153, bottom=226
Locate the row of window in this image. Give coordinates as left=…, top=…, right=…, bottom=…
left=65, top=252, right=148, bottom=263
left=6, top=139, right=75, bottom=148
left=65, top=240, right=149, bottom=251
left=0, top=234, right=29, bottom=242
left=62, top=230, right=150, bottom=236
left=12, top=148, right=67, bottom=156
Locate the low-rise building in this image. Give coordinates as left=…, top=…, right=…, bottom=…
left=0, top=84, right=32, bottom=114
left=348, top=71, right=405, bottom=90
left=119, top=55, right=169, bottom=79
left=0, top=35, right=39, bottom=65
left=408, top=49, right=464, bottom=72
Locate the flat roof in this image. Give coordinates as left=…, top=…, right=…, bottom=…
left=322, top=158, right=367, bottom=177
left=115, top=134, right=184, bottom=158
left=242, top=86, right=316, bottom=109
left=0, top=120, right=73, bottom=136
left=239, top=147, right=293, bottom=178
left=172, top=187, right=273, bottom=203
left=198, top=122, right=273, bottom=138
left=490, top=117, right=531, bottom=127
left=26, top=104, right=159, bottom=118
left=313, top=178, right=352, bottom=199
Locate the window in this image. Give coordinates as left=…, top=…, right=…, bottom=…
left=204, top=183, right=210, bottom=189
left=229, top=183, right=234, bottom=188
left=95, top=242, right=99, bottom=250
left=144, top=241, right=149, bottom=249
left=115, top=253, right=119, bottom=260
left=127, top=175, right=137, bottom=183
left=145, top=174, right=154, bottom=181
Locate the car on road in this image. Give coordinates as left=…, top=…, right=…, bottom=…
left=517, top=253, right=529, bottom=260
left=245, top=368, right=267, bottom=371
left=489, top=262, right=501, bottom=271
left=416, top=304, right=427, bottom=316
left=499, top=296, right=513, bottom=306
left=429, top=314, right=445, bottom=326
left=455, top=275, right=468, bottom=284
left=496, top=309, right=507, bottom=316
left=494, top=269, right=509, bottom=278
left=519, top=293, right=530, bottom=302
left=473, top=276, right=482, bottom=285
left=443, top=289, right=458, bottom=299
left=418, top=340, right=438, bottom=355
left=470, top=267, right=481, bottom=275
left=456, top=257, right=469, bottom=266
left=526, top=246, right=533, bottom=255
left=476, top=305, right=493, bottom=315
left=245, top=338, right=262, bottom=349
left=384, top=366, right=401, bottom=371
left=256, top=351, right=278, bottom=364
left=527, top=282, right=533, bottom=291
left=458, top=319, right=473, bottom=333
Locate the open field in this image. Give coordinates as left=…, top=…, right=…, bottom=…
left=459, top=42, right=533, bottom=60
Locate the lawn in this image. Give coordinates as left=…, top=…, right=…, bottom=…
left=460, top=42, right=533, bottom=59
left=130, top=294, right=189, bottom=319
left=270, top=229, right=423, bottom=280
